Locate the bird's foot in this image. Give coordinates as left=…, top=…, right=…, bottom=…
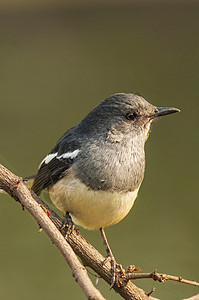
left=99, top=228, right=124, bottom=288
left=61, top=212, right=75, bottom=236
left=102, top=253, right=123, bottom=288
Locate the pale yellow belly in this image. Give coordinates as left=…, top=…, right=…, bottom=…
left=48, top=175, right=140, bottom=230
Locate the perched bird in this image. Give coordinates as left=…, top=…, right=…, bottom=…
left=32, top=93, right=179, bottom=286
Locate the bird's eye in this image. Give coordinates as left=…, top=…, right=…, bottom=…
left=125, top=112, right=137, bottom=120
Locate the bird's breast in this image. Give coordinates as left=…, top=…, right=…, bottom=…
left=48, top=171, right=140, bottom=230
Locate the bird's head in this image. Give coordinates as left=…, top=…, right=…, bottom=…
left=79, top=93, right=180, bottom=143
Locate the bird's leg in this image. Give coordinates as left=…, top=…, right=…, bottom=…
left=61, top=211, right=75, bottom=231
left=100, top=228, right=122, bottom=288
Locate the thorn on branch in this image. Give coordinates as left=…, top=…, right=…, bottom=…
left=127, top=265, right=141, bottom=273
left=146, top=287, right=156, bottom=297
left=38, top=226, right=43, bottom=233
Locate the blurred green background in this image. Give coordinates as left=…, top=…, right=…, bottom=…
left=0, top=1, right=198, bottom=299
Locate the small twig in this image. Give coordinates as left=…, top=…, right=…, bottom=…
left=126, top=269, right=199, bottom=287
left=146, top=288, right=156, bottom=297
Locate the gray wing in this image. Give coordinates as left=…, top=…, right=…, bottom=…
left=32, top=126, right=81, bottom=195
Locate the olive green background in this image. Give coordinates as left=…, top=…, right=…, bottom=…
left=0, top=1, right=198, bottom=299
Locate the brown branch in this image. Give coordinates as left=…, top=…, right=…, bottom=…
left=126, top=269, right=199, bottom=286
left=1, top=164, right=198, bottom=300
left=0, top=164, right=157, bottom=300
left=0, top=164, right=105, bottom=300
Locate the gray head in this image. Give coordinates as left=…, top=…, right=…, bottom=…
left=78, top=93, right=179, bottom=141
left=73, top=93, right=180, bottom=192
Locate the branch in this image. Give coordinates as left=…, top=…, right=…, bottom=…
left=0, top=164, right=157, bottom=300
left=0, top=164, right=105, bottom=300
left=126, top=269, right=199, bottom=287
left=0, top=164, right=198, bottom=300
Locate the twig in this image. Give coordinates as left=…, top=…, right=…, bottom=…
left=146, top=288, right=156, bottom=297
left=126, top=269, right=199, bottom=287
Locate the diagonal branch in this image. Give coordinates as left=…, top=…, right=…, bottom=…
left=0, top=164, right=157, bottom=300
left=0, top=164, right=105, bottom=300
left=0, top=164, right=198, bottom=300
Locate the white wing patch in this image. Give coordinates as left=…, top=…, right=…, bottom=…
left=39, top=149, right=80, bottom=169
left=39, top=153, right=58, bottom=168
left=57, top=149, right=80, bottom=160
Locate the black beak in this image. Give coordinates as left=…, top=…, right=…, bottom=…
left=150, top=107, right=180, bottom=119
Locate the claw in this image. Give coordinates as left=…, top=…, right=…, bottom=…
left=102, top=254, right=123, bottom=288
left=109, top=257, right=116, bottom=289
left=61, top=212, right=75, bottom=236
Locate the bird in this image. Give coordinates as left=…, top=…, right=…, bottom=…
left=31, top=93, right=180, bottom=286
